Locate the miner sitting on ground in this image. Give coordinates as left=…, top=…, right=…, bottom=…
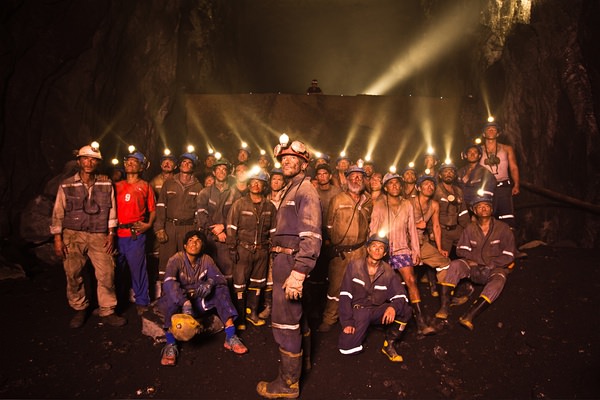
left=338, top=234, right=412, bottom=362
left=157, top=230, right=248, bottom=366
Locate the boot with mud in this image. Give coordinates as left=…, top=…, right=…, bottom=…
left=412, top=301, right=435, bottom=335
left=246, top=288, right=266, bottom=326
left=258, top=288, right=272, bottom=319
left=235, top=292, right=247, bottom=331
left=435, top=284, right=453, bottom=319
left=459, top=297, right=490, bottom=331
left=256, top=347, right=302, bottom=399
left=381, top=320, right=406, bottom=362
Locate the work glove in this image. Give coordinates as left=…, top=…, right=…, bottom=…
left=155, top=229, right=168, bottom=244
left=194, top=278, right=214, bottom=299
left=229, top=247, right=239, bottom=264
left=182, top=300, right=193, bottom=315
left=282, top=270, right=305, bottom=300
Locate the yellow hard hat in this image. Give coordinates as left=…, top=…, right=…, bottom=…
left=170, top=314, right=200, bottom=341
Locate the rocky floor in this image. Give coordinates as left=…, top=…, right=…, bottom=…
left=0, top=245, right=598, bottom=399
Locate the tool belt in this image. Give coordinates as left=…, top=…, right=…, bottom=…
left=166, top=217, right=195, bottom=226
left=441, top=225, right=457, bottom=231
left=239, top=241, right=268, bottom=253
left=333, top=241, right=366, bottom=260
left=118, top=223, right=135, bottom=229
left=270, top=245, right=298, bottom=255
left=353, top=304, right=366, bottom=309
left=496, top=179, right=513, bottom=188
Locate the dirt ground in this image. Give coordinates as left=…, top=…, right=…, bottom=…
left=0, top=244, right=598, bottom=399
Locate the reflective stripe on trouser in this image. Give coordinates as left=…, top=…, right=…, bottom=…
left=272, top=253, right=303, bottom=353
left=338, top=303, right=410, bottom=354
left=117, top=234, right=150, bottom=306
left=322, top=246, right=366, bottom=325
left=440, top=258, right=508, bottom=303
left=157, top=284, right=237, bottom=329
left=493, top=185, right=515, bottom=228
left=62, top=229, right=117, bottom=316
left=232, top=246, right=268, bottom=292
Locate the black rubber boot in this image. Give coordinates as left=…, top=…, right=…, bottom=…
left=435, top=284, right=452, bottom=319
left=246, top=289, right=266, bottom=326
left=235, top=292, right=247, bottom=331
left=302, top=328, right=312, bottom=371
left=258, top=288, right=272, bottom=319
left=459, top=297, right=490, bottom=331
left=256, top=347, right=302, bottom=399
left=381, top=321, right=406, bottom=362
left=413, top=302, right=435, bottom=335
left=427, top=268, right=439, bottom=297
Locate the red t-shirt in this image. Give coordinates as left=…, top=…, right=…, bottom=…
left=115, top=180, right=156, bottom=237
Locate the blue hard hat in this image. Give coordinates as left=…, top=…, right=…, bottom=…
left=366, top=233, right=389, bottom=251
left=179, top=153, right=199, bottom=166
left=416, top=174, right=437, bottom=188
left=247, top=169, right=269, bottom=183
left=471, top=194, right=494, bottom=208
left=124, top=150, right=147, bottom=165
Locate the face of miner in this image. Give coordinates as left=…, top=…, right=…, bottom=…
left=316, top=169, right=331, bottom=186
left=385, top=178, right=402, bottom=197
left=402, top=169, right=416, bottom=184
left=213, top=164, right=229, bottom=182
left=281, top=155, right=306, bottom=178
left=270, top=174, right=285, bottom=191
left=370, top=173, right=382, bottom=191
left=249, top=178, right=265, bottom=195
left=419, top=179, right=436, bottom=197
left=347, top=171, right=365, bottom=194
left=367, top=241, right=387, bottom=261
left=161, top=158, right=175, bottom=173
left=184, top=235, right=203, bottom=256
left=439, top=168, right=456, bottom=184
left=179, top=158, right=194, bottom=174
left=473, top=201, right=493, bottom=218
left=465, top=147, right=481, bottom=163
left=78, top=156, right=100, bottom=174
left=124, top=157, right=143, bottom=174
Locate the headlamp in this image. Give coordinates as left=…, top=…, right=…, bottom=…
left=164, top=148, right=171, bottom=156
left=111, top=158, right=119, bottom=166
left=279, top=133, right=289, bottom=146
left=128, top=145, right=136, bottom=153
left=90, top=141, right=100, bottom=151
left=187, top=145, right=195, bottom=153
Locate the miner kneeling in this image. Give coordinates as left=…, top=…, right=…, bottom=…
left=157, top=230, right=248, bottom=366
left=338, top=234, right=412, bottom=362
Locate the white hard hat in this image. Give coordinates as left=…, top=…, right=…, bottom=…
left=77, top=145, right=103, bottom=160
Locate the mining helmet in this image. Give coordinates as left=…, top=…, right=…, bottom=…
left=471, top=193, right=494, bottom=209
left=401, top=165, right=417, bottom=176
left=247, top=169, right=269, bottom=183
left=212, top=158, right=231, bottom=170
left=170, top=313, right=200, bottom=341
left=416, top=174, right=437, bottom=189
left=270, top=167, right=283, bottom=176
left=439, top=162, right=458, bottom=172
left=382, top=172, right=401, bottom=187
left=366, top=233, right=389, bottom=251
left=344, top=164, right=366, bottom=177
left=274, top=139, right=310, bottom=162
left=124, top=150, right=148, bottom=167
left=315, top=163, right=332, bottom=174
left=77, top=144, right=103, bottom=160
left=179, top=152, right=199, bottom=166
left=315, top=153, right=330, bottom=164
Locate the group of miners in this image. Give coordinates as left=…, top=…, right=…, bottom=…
left=50, top=120, right=519, bottom=399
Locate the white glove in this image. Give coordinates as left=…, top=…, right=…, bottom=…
left=282, top=270, right=306, bottom=300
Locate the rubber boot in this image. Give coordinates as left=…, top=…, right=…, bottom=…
left=302, top=329, right=312, bottom=371
left=412, top=302, right=435, bottom=335
left=256, top=347, right=302, bottom=399
left=427, top=268, right=439, bottom=297
left=235, top=292, right=247, bottom=331
left=381, top=321, right=406, bottom=362
left=459, top=297, right=490, bottom=331
left=435, top=284, right=452, bottom=319
left=258, top=288, right=272, bottom=319
left=246, top=289, right=266, bottom=326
